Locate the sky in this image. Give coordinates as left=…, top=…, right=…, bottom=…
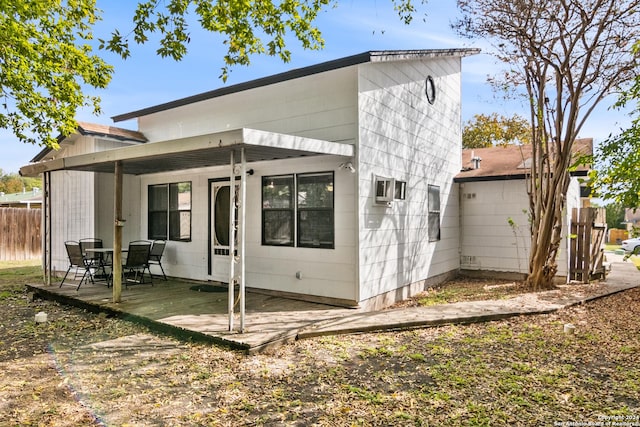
left=1, top=0, right=633, bottom=174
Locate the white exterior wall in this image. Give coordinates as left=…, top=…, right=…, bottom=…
left=459, top=180, right=530, bottom=274
left=134, top=67, right=360, bottom=302
left=137, top=67, right=358, bottom=145
left=357, top=58, right=463, bottom=302
left=460, top=178, right=582, bottom=278
left=137, top=155, right=357, bottom=301
left=49, top=137, right=140, bottom=274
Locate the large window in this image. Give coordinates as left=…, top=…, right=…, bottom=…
left=148, top=182, right=191, bottom=241
left=262, top=172, right=334, bottom=249
left=428, top=184, right=441, bottom=242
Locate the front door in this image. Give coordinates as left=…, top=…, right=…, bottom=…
left=209, top=181, right=237, bottom=282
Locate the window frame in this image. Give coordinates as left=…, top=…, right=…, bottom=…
left=261, top=174, right=295, bottom=247
left=428, top=184, right=441, bottom=242
left=261, top=171, right=335, bottom=249
left=148, top=181, right=192, bottom=242
left=296, top=172, right=335, bottom=249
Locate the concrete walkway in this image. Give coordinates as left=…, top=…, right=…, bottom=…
left=298, top=254, right=640, bottom=340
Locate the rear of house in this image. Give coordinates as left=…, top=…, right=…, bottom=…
left=21, top=49, right=479, bottom=309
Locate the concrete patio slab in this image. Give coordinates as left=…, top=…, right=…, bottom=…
left=27, top=254, right=640, bottom=353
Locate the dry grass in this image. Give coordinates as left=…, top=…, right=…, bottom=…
left=1, top=263, right=639, bottom=426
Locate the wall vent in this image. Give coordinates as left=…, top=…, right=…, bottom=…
left=461, top=255, right=478, bottom=265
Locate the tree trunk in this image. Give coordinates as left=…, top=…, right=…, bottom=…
left=526, top=157, right=571, bottom=291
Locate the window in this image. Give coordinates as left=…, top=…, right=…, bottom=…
left=394, top=180, right=406, bottom=200
left=262, top=172, right=334, bottom=249
left=262, top=175, right=294, bottom=246
left=428, top=184, right=440, bottom=242
left=297, top=173, right=334, bottom=248
left=148, top=182, right=191, bottom=241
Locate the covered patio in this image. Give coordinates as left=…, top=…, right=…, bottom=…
left=26, top=278, right=359, bottom=353
left=20, top=127, right=355, bottom=337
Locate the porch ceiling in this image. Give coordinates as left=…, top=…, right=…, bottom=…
left=19, top=128, right=354, bottom=177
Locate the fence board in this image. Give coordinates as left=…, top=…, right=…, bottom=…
left=569, top=207, right=606, bottom=283
left=0, top=207, right=42, bottom=261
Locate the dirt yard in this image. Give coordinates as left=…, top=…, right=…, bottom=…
left=1, top=265, right=639, bottom=426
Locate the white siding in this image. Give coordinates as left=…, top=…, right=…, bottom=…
left=459, top=180, right=530, bottom=274
left=137, top=67, right=358, bottom=145
left=133, top=69, right=361, bottom=301
left=460, top=178, right=581, bottom=278
left=356, top=58, right=462, bottom=302
left=48, top=137, right=142, bottom=274
left=138, top=155, right=358, bottom=302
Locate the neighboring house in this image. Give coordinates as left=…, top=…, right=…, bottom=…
left=624, top=208, right=640, bottom=235
left=0, top=188, right=42, bottom=208
left=20, top=49, right=480, bottom=310
left=454, top=140, right=593, bottom=279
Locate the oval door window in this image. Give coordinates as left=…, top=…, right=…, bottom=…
left=214, top=186, right=230, bottom=246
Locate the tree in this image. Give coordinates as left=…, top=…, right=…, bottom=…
left=590, top=42, right=640, bottom=209
left=604, top=203, right=626, bottom=231
left=591, top=124, right=640, bottom=209
left=0, top=171, right=41, bottom=194
left=455, top=0, right=640, bottom=290
left=0, top=1, right=112, bottom=149
left=102, top=0, right=334, bottom=82
left=1, top=1, right=417, bottom=149
left=462, top=113, right=531, bottom=148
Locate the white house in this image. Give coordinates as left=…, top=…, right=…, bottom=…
left=454, top=140, right=592, bottom=280
left=21, top=49, right=480, bottom=310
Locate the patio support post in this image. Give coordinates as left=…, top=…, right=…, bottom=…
left=228, top=151, right=236, bottom=331
left=239, top=147, right=246, bottom=332
left=113, top=160, right=123, bottom=303
left=43, top=171, right=52, bottom=286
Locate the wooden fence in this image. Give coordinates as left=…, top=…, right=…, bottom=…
left=0, top=207, right=42, bottom=261
left=569, top=207, right=606, bottom=283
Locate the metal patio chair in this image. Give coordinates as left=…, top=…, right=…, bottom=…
left=122, top=240, right=153, bottom=287
left=79, top=237, right=109, bottom=280
left=60, top=241, right=94, bottom=290
left=147, top=240, right=167, bottom=280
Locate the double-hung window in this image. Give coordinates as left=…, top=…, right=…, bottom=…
left=262, top=172, right=334, bottom=249
left=148, top=182, right=192, bottom=241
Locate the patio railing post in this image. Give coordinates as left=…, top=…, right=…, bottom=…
left=239, top=147, right=246, bottom=332
left=228, top=151, right=236, bottom=331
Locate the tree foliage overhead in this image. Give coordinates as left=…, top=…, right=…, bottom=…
left=0, top=1, right=113, bottom=149
left=102, top=1, right=427, bottom=82
left=462, top=113, right=531, bottom=148
left=455, top=0, right=640, bottom=290
left=102, top=0, right=337, bottom=82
